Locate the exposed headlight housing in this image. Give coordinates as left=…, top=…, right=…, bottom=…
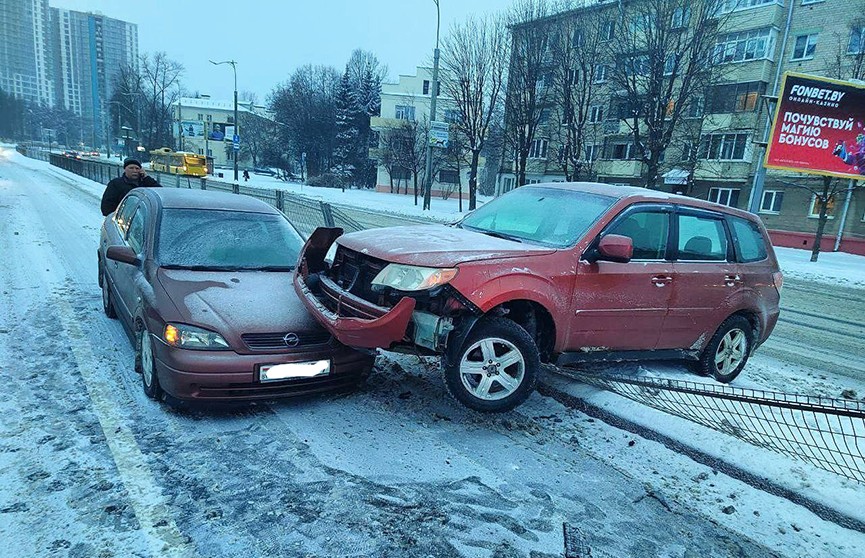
left=372, top=264, right=458, bottom=292
left=163, top=323, right=230, bottom=350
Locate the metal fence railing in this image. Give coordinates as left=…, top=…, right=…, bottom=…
left=562, top=370, right=865, bottom=484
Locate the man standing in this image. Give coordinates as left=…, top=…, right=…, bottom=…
left=100, top=158, right=161, bottom=216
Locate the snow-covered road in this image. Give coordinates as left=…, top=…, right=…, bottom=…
left=1, top=147, right=863, bottom=558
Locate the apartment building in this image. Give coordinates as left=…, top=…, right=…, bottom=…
left=0, top=0, right=54, bottom=106
left=370, top=66, right=485, bottom=200
left=504, top=0, right=865, bottom=254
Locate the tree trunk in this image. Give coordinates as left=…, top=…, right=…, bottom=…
left=810, top=176, right=833, bottom=262
left=645, top=156, right=659, bottom=190
left=518, top=152, right=528, bottom=187
left=413, top=173, right=418, bottom=205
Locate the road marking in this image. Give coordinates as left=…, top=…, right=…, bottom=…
left=54, top=296, right=197, bottom=558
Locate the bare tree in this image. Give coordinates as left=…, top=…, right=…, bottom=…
left=139, top=52, right=183, bottom=151
left=608, top=0, right=730, bottom=189
left=440, top=14, right=509, bottom=210
left=504, top=0, right=552, bottom=187
left=547, top=0, right=607, bottom=181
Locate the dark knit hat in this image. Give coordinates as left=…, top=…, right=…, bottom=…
left=123, top=158, right=142, bottom=168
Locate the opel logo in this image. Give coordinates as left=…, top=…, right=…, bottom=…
left=283, top=333, right=300, bottom=347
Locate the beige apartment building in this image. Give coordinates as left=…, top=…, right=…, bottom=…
left=370, top=66, right=488, bottom=201
left=504, top=0, right=865, bottom=254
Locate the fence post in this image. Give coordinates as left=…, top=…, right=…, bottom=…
left=276, top=190, right=284, bottom=212
left=320, top=201, right=335, bottom=227
left=232, top=183, right=240, bottom=194
left=200, top=177, right=207, bottom=190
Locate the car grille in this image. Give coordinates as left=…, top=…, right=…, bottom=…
left=241, top=330, right=332, bottom=351
left=327, top=246, right=388, bottom=305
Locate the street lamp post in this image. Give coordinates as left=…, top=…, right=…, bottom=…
left=422, top=0, right=441, bottom=211
left=210, top=59, right=239, bottom=183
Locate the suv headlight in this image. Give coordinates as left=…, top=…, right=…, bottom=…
left=372, top=264, right=458, bottom=292
left=163, top=323, right=230, bottom=350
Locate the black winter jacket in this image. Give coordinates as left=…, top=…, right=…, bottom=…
left=100, top=174, right=161, bottom=216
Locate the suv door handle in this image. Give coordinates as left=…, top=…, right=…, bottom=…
left=724, top=274, right=742, bottom=287
left=651, top=275, right=672, bottom=287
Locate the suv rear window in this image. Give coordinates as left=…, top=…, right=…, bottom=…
left=677, top=214, right=728, bottom=261
left=460, top=186, right=616, bottom=247
left=729, top=216, right=768, bottom=262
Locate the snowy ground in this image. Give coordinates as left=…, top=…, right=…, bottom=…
left=1, top=146, right=864, bottom=557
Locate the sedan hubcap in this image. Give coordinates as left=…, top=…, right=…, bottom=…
left=141, top=331, right=154, bottom=386
left=714, top=329, right=746, bottom=376
left=460, top=337, right=524, bottom=401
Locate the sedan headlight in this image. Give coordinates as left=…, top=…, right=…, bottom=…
left=163, top=323, right=230, bottom=350
left=372, top=264, right=458, bottom=292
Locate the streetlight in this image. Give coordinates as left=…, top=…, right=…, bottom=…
left=422, top=0, right=441, bottom=211
left=210, top=59, right=239, bottom=183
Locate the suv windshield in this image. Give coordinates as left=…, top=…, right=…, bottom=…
left=460, top=186, right=616, bottom=247
left=157, top=209, right=303, bottom=270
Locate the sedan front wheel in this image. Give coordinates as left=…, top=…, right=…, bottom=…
left=136, top=326, right=164, bottom=401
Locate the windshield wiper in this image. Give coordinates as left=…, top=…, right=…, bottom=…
left=161, top=264, right=295, bottom=271
left=480, top=230, right=522, bottom=243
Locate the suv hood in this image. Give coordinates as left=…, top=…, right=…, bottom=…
left=337, top=224, right=556, bottom=267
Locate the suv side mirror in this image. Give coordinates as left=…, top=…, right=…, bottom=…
left=589, top=234, right=633, bottom=264
left=106, top=245, right=142, bottom=266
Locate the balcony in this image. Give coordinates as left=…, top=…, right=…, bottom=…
left=596, top=159, right=645, bottom=178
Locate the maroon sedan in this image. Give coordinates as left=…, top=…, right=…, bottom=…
left=98, top=188, right=374, bottom=403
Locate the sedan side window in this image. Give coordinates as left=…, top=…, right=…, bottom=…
left=607, top=211, right=669, bottom=260
left=114, top=197, right=139, bottom=236
left=126, top=206, right=148, bottom=254
left=677, top=214, right=728, bottom=261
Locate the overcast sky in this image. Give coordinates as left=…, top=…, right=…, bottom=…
left=52, top=0, right=515, bottom=104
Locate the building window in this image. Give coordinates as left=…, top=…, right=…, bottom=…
left=585, top=144, right=600, bottom=161
left=714, top=27, right=777, bottom=64
left=528, top=139, right=548, bottom=159
left=610, top=143, right=636, bottom=160
left=848, top=27, right=865, bottom=55
left=501, top=176, right=516, bottom=193
left=708, top=187, right=741, bottom=207
left=686, top=97, right=705, bottom=118
left=664, top=54, right=677, bottom=76
left=702, top=133, right=749, bottom=160
left=423, top=80, right=430, bottom=95
left=594, top=64, right=608, bottom=83
left=572, top=29, right=584, bottom=48
left=601, top=20, right=615, bottom=41
left=672, top=7, right=690, bottom=29
left=206, top=114, right=212, bottom=122
left=720, top=0, right=781, bottom=13
left=439, top=170, right=460, bottom=183
left=708, top=81, right=766, bottom=113
left=197, top=113, right=204, bottom=120
left=792, top=33, right=818, bottom=60
left=227, top=116, right=234, bottom=124
left=809, top=195, right=836, bottom=218
left=760, top=190, right=784, bottom=214
left=589, top=105, right=604, bottom=122
left=391, top=167, right=411, bottom=181
left=395, top=105, right=415, bottom=121
left=443, top=108, right=460, bottom=123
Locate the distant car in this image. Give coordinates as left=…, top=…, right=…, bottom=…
left=252, top=167, right=277, bottom=177
left=295, top=182, right=782, bottom=412
left=98, top=188, right=375, bottom=403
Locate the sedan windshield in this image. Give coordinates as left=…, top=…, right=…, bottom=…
left=157, top=209, right=303, bottom=270
left=459, top=186, right=616, bottom=247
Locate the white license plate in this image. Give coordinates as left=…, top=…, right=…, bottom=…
left=259, top=360, right=331, bottom=382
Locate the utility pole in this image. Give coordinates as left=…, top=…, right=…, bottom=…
left=211, top=60, right=239, bottom=183
left=422, top=0, right=441, bottom=211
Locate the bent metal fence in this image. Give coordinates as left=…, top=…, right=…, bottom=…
left=563, top=370, right=865, bottom=484
left=38, top=150, right=865, bottom=485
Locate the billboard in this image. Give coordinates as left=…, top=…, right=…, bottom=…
left=181, top=120, right=205, bottom=138
left=208, top=123, right=226, bottom=141
left=765, top=72, right=865, bottom=180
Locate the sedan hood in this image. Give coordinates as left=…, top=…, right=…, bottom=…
left=156, top=269, right=323, bottom=336
left=337, top=225, right=556, bottom=267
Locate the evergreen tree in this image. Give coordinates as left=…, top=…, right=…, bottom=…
left=332, top=68, right=361, bottom=188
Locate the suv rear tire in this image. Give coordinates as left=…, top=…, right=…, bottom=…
left=699, top=315, right=753, bottom=383
left=443, top=318, right=539, bottom=413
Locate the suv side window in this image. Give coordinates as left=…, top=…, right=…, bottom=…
left=607, top=210, right=669, bottom=260
left=728, top=216, right=768, bottom=262
left=126, top=205, right=148, bottom=254
left=676, top=213, right=728, bottom=261
left=114, top=196, right=139, bottom=236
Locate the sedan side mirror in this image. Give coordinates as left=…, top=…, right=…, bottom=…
left=106, top=245, right=142, bottom=267
left=588, top=234, right=633, bottom=264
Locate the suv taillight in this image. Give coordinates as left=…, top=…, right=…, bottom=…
left=772, top=271, right=784, bottom=292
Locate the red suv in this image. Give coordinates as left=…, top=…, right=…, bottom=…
left=295, top=183, right=782, bottom=412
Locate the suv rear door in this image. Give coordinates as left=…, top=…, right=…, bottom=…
left=570, top=204, right=673, bottom=350
left=659, top=207, right=739, bottom=350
